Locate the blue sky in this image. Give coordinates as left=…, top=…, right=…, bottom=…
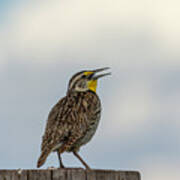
left=0, top=1, right=180, bottom=180
left=0, top=0, right=21, bottom=20
left=0, top=0, right=14, bottom=10
left=0, top=0, right=26, bottom=32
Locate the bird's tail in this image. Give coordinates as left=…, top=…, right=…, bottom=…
left=37, top=149, right=51, bottom=168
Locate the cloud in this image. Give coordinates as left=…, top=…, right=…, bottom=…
left=1, top=0, right=180, bottom=67
left=141, top=160, right=180, bottom=180
left=1, top=0, right=145, bottom=56
left=104, top=79, right=154, bottom=137
left=150, top=1, right=180, bottom=53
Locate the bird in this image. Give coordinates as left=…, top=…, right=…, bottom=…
left=37, top=67, right=111, bottom=169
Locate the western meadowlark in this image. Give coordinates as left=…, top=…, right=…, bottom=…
left=37, top=67, right=110, bottom=169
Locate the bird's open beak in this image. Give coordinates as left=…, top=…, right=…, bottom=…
left=91, top=67, right=111, bottom=80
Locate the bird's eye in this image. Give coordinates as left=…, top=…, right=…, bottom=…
left=82, top=75, right=86, bottom=78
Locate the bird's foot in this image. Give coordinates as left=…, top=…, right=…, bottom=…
left=60, top=164, right=66, bottom=169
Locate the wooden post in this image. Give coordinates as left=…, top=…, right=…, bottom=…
left=0, top=169, right=140, bottom=180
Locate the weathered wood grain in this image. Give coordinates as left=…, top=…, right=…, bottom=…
left=0, top=169, right=140, bottom=180
left=0, top=170, right=27, bottom=180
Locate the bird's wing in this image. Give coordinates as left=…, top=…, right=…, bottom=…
left=37, top=96, right=69, bottom=167
left=41, top=97, right=67, bottom=151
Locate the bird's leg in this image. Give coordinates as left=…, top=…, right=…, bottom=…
left=57, top=151, right=65, bottom=168
left=73, top=151, right=91, bottom=170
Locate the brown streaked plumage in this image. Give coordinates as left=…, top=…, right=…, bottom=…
left=37, top=67, right=110, bottom=169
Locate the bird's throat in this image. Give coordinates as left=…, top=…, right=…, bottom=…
left=88, top=80, right=97, bottom=92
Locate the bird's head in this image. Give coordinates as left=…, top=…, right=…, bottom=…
left=68, top=67, right=111, bottom=93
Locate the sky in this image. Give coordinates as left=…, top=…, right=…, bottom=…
left=0, top=0, right=180, bottom=179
